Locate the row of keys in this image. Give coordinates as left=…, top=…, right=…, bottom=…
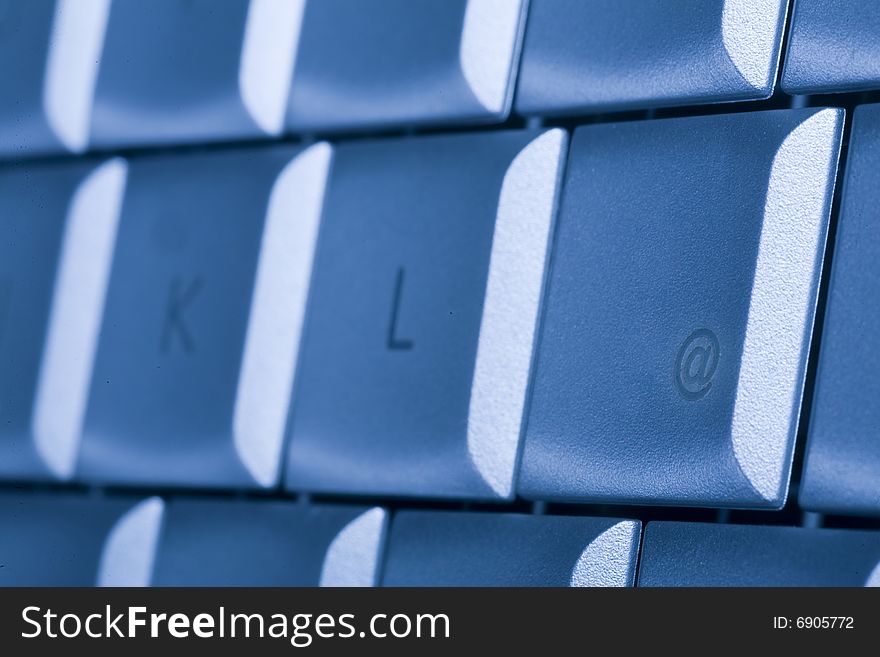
left=0, top=493, right=384, bottom=586
left=3, top=0, right=879, bottom=157
left=0, top=129, right=561, bottom=495
left=2, top=492, right=878, bottom=586
left=1, top=0, right=526, bottom=155
left=3, top=105, right=876, bottom=513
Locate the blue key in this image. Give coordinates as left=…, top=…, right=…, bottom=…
left=152, top=500, right=386, bottom=586
left=0, top=0, right=109, bottom=155
left=382, top=512, right=640, bottom=587
left=0, top=0, right=59, bottom=155
left=782, top=0, right=880, bottom=94
left=87, top=0, right=302, bottom=148
left=516, top=0, right=788, bottom=116
left=639, top=522, right=880, bottom=586
left=519, top=108, right=843, bottom=509
left=78, top=143, right=330, bottom=489
left=0, top=158, right=125, bottom=481
left=801, top=103, right=880, bottom=516
left=0, top=493, right=163, bottom=586
left=285, top=0, right=526, bottom=132
left=286, top=129, right=567, bottom=499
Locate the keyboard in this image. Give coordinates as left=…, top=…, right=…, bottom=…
left=2, top=0, right=880, bottom=587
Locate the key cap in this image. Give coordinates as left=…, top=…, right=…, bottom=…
left=0, top=0, right=59, bottom=155
left=285, top=0, right=526, bottom=132
left=0, top=158, right=125, bottom=481
left=152, top=500, right=386, bottom=586
left=519, top=108, right=843, bottom=509
left=382, top=512, right=640, bottom=587
left=0, top=0, right=107, bottom=156
left=515, top=0, right=787, bottom=117
left=285, top=129, right=567, bottom=499
left=639, top=522, right=880, bottom=586
left=86, top=0, right=303, bottom=149
left=801, top=103, right=880, bottom=516
left=782, top=0, right=880, bottom=94
left=0, top=493, right=163, bottom=586
left=77, top=143, right=330, bottom=489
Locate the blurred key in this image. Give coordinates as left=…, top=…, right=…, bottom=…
left=0, top=0, right=59, bottom=156
left=516, top=0, right=787, bottom=116
left=78, top=144, right=330, bottom=489
left=0, top=158, right=125, bottom=481
left=152, top=500, right=386, bottom=586
left=0, top=493, right=163, bottom=586
left=801, top=103, right=880, bottom=516
left=639, top=522, right=880, bottom=586
left=87, top=0, right=303, bottom=148
left=286, top=129, right=566, bottom=499
left=782, top=0, right=880, bottom=94
left=0, top=0, right=108, bottom=156
left=520, top=108, right=843, bottom=509
left=382, top=512, right=640, bottom=587
left=285, top=0, right=526, bottom=132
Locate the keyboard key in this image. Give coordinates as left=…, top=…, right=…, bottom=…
left=0, top=0, right=108, bottom=156
left=152, top=500, right=386, bottom=586
left=88, top=0, right=303, bottom=148
left=285, top=0, right=526, bottom=132
left=516, top=0, right=787, bottom=116
left=0, top=158, right=125, bottom=481
left=78, top=143, right=330, bottom=489
left=0, top=0, right=60, bottom=155
left=639, top=522, right=880, bottom=586
left=286, top=129, right=566, bottom=499
left=0, top=493, right=163, bottom=586
left=519, top=108, right=843, bottom=509
left=382, top=512, right=640, bottom=587
left=782, top=0, right=880, bottom=94
left=801, top=103, right=880, bottom=516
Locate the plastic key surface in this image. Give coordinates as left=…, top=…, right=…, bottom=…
left=77, top=144, right=330, bottom=489
left=285, top=0, right=526, bottom=132
left=86, top=0, right=303, bottom=149
left=0, top=493, right=163, bottom=586
left=519, top=108, right=843, bottom=509
left=0, top=0, right=121, bottom=156
left=286, top=129, right=566, bottom=500
left=152, top=500, right=387, bottom=586
left=639, top=522, right=880, bottom=586
left=0, top=0, right=67, bottom=156
left=382, top=512, right=640, bottom=587
left=516, top=0, right=787, bottom=116
left=0, top=159, right=125, bottom=481
left=801, top=103, right=880, bottom=516
left=782, top=0, right=880, bottom=94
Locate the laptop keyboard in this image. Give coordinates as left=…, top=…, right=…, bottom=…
left=1, top=0, right=879, bottom=587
